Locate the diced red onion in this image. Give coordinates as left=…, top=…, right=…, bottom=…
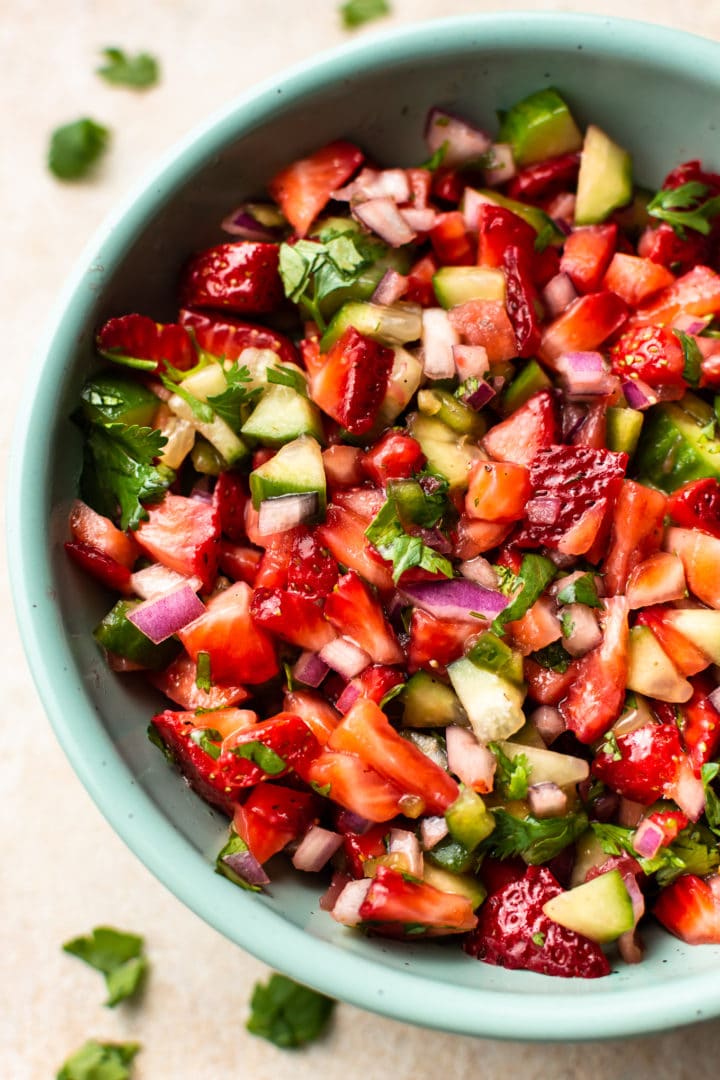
left=542, top=273, right=578, bottom=318
left=672, top=313, right=712, bottom=335
left=421, top=308, right=459, bottom=380
left=548, top=192, right=577, bottom=230
left=131, top=563, right=202, bottom=600
left=622, top=378, right=658, bottom=411
left=335, top=810, right=372, bottom=835
left=461, top=187, right=492, bottom=231
left=561, top=402, right=587, bottom=441
left=220, top=208, right=278, bottom=240
left=561, top=603, right=602, bottom=657
left=618, top=928, right=645, bottom=965
left=460, top=378, right=495, bottom=411
left=331, top=878, right=372, bottom=926
left=127, top=584, right=205, bottom=644
left=334, top=167, right=411, bottom=204
left=401, top=578, right=509, bottom=623
left=318, top=637, right=371, bottom=680
left=709, top=875, right=720, bottom=902
left=618, top=798, right=645, bottom=828
left=527, top=782, right=568, bottom=819
left=446, top=725, right=496, bottom=793
left=420, top=815, right=449, bottom=850
left=624, top=871, right=646, bottom=926
left=257, top=492, right=319, bottom=536
left=191, top=487, right=214, bottom=504
left=353, top=197, right=417, bottom=247
left=529, top=706, right=566, bottom=745
left=221, top=846, right=270, bottom=888
left=460, top=556, right=499, bottom=589
left=453, top=344, right=489, bottom=381
left=670, top=759, right=705, bottom=821
left=632, top=819, right=665, bottom=860
left=412, top=527, right=453, bottom=555
left=425, top=107, right=492, bottom=167
left=484, top=142, right=516, bottom=187
left=371, top=268, right=408, bottom=305
left=593, top=792, right=619, bottom=822
left=556, top=351, right=616, bottom=398
left=400, top=207, right=437, bottom=233
left=709, top=686, right=720, bottom=713
left=388, top=829, right=423, bottom=878
left=335, top=682, right=362, bottom=715
left=293, top=650, right=329, bottom=688
left=292, top=826, right=344, bottom=872
left=319, top=871, right=352, bottom=911
left=525, top=497, right=563, bottom=525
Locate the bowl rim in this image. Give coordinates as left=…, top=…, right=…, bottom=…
left=9, top=10, right=720, bottom=1041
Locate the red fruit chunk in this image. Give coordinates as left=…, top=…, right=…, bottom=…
left=610, top=325, right=686, bottom=389
left=361, top=431, right=425, bottom=487
left=69, top=500, right=138, bottom=568
left=601, top=253, right=675, bottom=307
left=312, top=327, right=394, bottom=436
left=484, top=390, right=558, bottom=467
left=539, top=291, right=628, bottom=364
left=561, top=597, right=629, bottom=744
left=179, top=581, right=278, bottom=684
left=431, top=167, right=466, bottom=205
left=343, top=824, right=389, bottom=878
left=560, top=225, right=617, bottom=294
left=524, top=656, right=579, bottom=706
left=337, top=665, right=405, bottom=715
left=234, top=783, right=317, bottom=865
left=592, top=721, right=684, bottom=804
left=135, top=494, right=220, bottom=593
left=150, top=652, right=248, bottom=711
left=407, top=609, right=471, bottom=676
left=635, top=608, right=710, bottom=678
left=465, top=460, right=531, bottom=522
left=96, top=313, right=196, bottom=373
left=646, top=810, right=689, bottom=847
left=318, top=505, right=395, bottom=592
left=254, top=527, right=300, bottom=589
left=662, top=159, right=720, bottom=192
left=180, top=242, right=283, bottom=314
left=667, top=479, right=720, bottom=540
left=65, top=541, right=132, bottom=593
left=654, top=874, right=720, bottom=945
left=479, top=856, right=527, bottom=895
left=268, top=139, right=364, bottom=236
left=516, top=444, right=627, bottom=553
left=602, top=480, right=667, bottom=595
left=359, top=865, right=478, bottom=936
left=286, top=528, right=339, bottom=599
left=631, top=265, right=720, bottom=327
left=212, top=471, right=248, bottom=543
left=324, top=570, right=403, bottom=665
left=464, top=866, right=610, bottom=978
left=179, top=308, right=297, bottom=366
left=448, top=300, right=517, bottom=364
left=430, top=211, right=475, bottom=265
left=676, top=674, right=720, bottom=771
left=503, top=244, right=542, bottom=357
left=218, top=542, right=261, bottom=585
left=638, top=223, right=710, bottom=275
left=250, top=587, right=335, bottom=652
left=303, top=749, right=406, bottom=822
left=509, top=152, right=580, bottom=202
left=477, top=204, right=536, bottom=269
left=405, top=253, right=439, bottom=307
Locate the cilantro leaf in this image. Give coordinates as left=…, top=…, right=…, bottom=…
left=556, top=572, right=603, bottom=608
left=366, top=496, right=453, bottom=583
left=647, top=181, right=720, bottom=237
left=97, top=47, right=159, bottom=89
left=216, top=831, right=263, bottom=891
left=160, top=373, right=215, bottom=423
left=80, top=422, right=173, bottom=530
left=419, top=141, right=448, bottom=172
left=278, top=232, right=384, bottom=331
left=246, top=973, right=335, bottom=1048
left=489, top=742, right=531, bottom=800
left=48, top=118, right=109, bottom=180
left=231, top=740, right=286, bottom=775
left=492, top=554, right=556, bottom=633
left=481, top=809, right=588, bottom=864
left=702, top=762, right=720, bottom=836
left=673, top=329, right=702, bottom=387
left=531, top=641, right=571, bottom=673
left=195, top=651, right=212, bottom=692
left=189, top=727, right=222, bottom=760
left=340, top=0, right=390, bottom=29
left=57, top=1039, right=140, bottom=1080
left=266, top=365, right=308, bottom=396
left=599, top=731, right=622, bottom=761
left=207, top=363, right=261, bottom=433
left=62, top=927, right=147, bottom=1007
left=590, top=822, right=720, bottom=886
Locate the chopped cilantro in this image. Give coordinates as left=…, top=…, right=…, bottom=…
left=559, top=610, right=575, bottom=639
left=311, top=781, right=332, bottom=797
left=57, top=1039, right=140, bottom=1080
left=492, top=563, right=519, bottom=596
left=388, top=477, right=448, bottom=528
left=278, top=232, right=384, bottom=331
left=216, top=831, right=262, bottom=891
left=97, top=47, right=159, bottom=89
left=420, top=141, right=448, bottom=172
left=79, top=422, right=173, bottom=530
left=195, top=652, right=212, bottom=692
left=647, top=181, right=720, bottom=237
left=160, top=373, right=215, bottom=423
left=231, top=740, right=286, bottom=775
left=207, top=363, right=261, bottom=433
left=379, top=682, right=405, bottom=709
left=48, top=118, right=109, bottom=180
left=531, top=642, right=571, bottom=673
left=62, top=927, right=147, bottom=1007
left=556, top=572, right=603, bottom=609
left=267, top=365, right=308, bottom=396
left=599, top=731, right=622, bottom=762
left=672, top=329, right=703, bottom=387
left=532, top=931, right=546, bottom=948
left=591, top=822, right=720, bottom=886
left=189, top=727, right=222, bottom=760
left=339, top=0, right=390, bottom=29
left=492, top=554, right=556, bottom=633
left=489, top=742, right=531, bottom=800
left=246, top=973, right=335, bottom=1048
left=366, top=495, right=453, bottom=583
left=481, top=809, right=588, bottom=864
left=702, top=762, right=720, bottom=836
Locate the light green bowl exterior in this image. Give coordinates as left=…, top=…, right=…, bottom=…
left=8, top=12, right=720, bottom=1041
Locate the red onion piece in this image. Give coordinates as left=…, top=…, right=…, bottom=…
left=484, top=142, right=516, bottom=187
left=542, top=272, right=578, bottom=318
left=293, top=650, right=329, bottom=688
left=561, top=401, right=587, bottom=441
left=709, top=686, right=720, bottom=713
left=353, top=197, right=417, bottom=247
left=548, top=191, right=577, bottom=231
left=671, top=313, right=712, bottom=335
left=400, top=207, right=437, bottom=233
left=453, top=344, right=489, bottom=381
left=220, top=208, right=278, bottom=240
left=421, top=308, right=459, bottom=380
left=420, top=815, right=449, bottom=850
left=318, top=637, right=371, bottom=680
left=334, top=167, right=411, bottom=204
left=446, top=725, right=496, bottom=793
left=402, top=578, right=508, bottom=623
left=459, top=556, right=499, bottom=589
left=561, top=603, right=602, bottom=657
left=131, top=563, right=202, bottom=600
left=335, top=682, right=362, bottom=715
left=257, top=492, right=319, bottom=536
left=461, top=379, right=496, bottom=411
left=529, top=705, right=565, bottom=745
left=371, top=268, right=408, bottom=305
left=461, top=187, right=492, bottom=231
left=332, top=878, right=372, bottom=926
left=622, top=378, right=658, bottom=411
left=527, top=782, right=568, bottom=819
left=624, top=871, right=646, bottom=926
left=618, top=798, right=645, bottom=828
left=221, top=846, right=270, bottom=888
left=388, top=829, right=423, bottom=878
left=632, top=818, right=665, bottom=860
left=127, top=584, right=205, bottom=644
left=335, top=810, right=372, bottom=835
left=525, top=497, right=563, bottom=525
left=556, top=351, right=617, bottom=399
left=425, top=107, right=492, bottom=167
left=292, top=826, right=344, bottom=872
left=618, top=928, right=645, bottom=965
left=320, top=871, right=352, bottom=911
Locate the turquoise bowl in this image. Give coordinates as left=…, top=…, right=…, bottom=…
left=9, top=12, right=720, bottom=1040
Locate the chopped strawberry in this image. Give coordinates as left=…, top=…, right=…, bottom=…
left=667, top=479, right=720, bottom=540
left=65, top=541, right=133, bottom=593
left=332, top=485, right=386, bottom=520
left=404, top=253, right=439, bottom=307
left=464, top=866, right=611, bottom=978
left=625, top=551, right=686, bottom=609
left=601, top=253, right=675, bottom=307
left=69, top=500, right=138, bottom=567
left=539, top=291, right=628, bottom=364
left=179, top=308, right=298, bottom=366
left=477, top=204, right=536, bottom=269
left=249, top=587, right=335, bottom=651
left=303, top=750, right=407, bottom=822
left=283, top=688, right=340, bottom=745
left=676, top=674, right=720, bottom=771
left=338, top=665, right=405, bottom=714
left=317, top=505, right=395, bottom=592
left=592, top=721, right=684, bottom=803
left=254, top=527, right=299, bottom=589
left=602, top=480, right=667, bottom=595
left=561, top=597, right=629, bottom=744
left=503, top=244, right=542, bottom=357
left=180, top=242, right=284, bottom=314
left=150, top=652, right=248, bottom=711
left=96, top=313, right=196, bottom=373
left=508, top=152, right=580, bottom=202
left=407, top=609, right=472, bottom=676
left=268, top=139, right=364, bottom=236
left=451, top=516, right=513, bottom=559
left=635, top=608, right=711, bottom=677
left=664, top=527, right=720, bottom=609
left=448, top=300, right=517, bottom=363
left=234, top=783, right=317, bottom=865
left=638, top=224, right=710, bottom=275
left=342, top=824, right=390, bottom=878
left=179, top=581, right=278, bottom=684
left=560, top=225, right=617, bottom=294
left=430, top=211, right=475, bottom=265
left=479, top=856, right=527, bottom=895
left=654, top=874, right=720, bottom=945
left=610, top=325, right=686, bottom=389
left=516, top=444, right=628, bottom=554
left=507, top=596, right=562, bottom=655
left=360, top=431, right=425, bottom=487
left=646, top=809, right=689, bottom=847
left=523, top=656, right=579, bottom=706
left=431, top=167, right=466, bottom=204
left=323, top=445, right=365, bottom=492
left=358, top=865, right=478, bottom=937
left=311, top=327, right=394, bottom=436
left=631, top=264, right=720, bottom=327
left=482, top=390, right=558, bottom=467
left=212, top=471, right=248, bottom=543
left=324, top=571, right=403, bottom=665
left=465, top=460, right=531, bottom=522
left=135, top=494, right=220, bottom=592
left=286, top=528, right=339, bottom=599
left=218, top=541, right=261, bottom=585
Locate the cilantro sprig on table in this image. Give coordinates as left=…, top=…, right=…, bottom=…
left=340, top=0, right=390, bottom=30
left=62, top=926, right=148, bottom=1007
left=57, top=1039, right=140, bottom=1080
left=48, top=119, right=110, bottom=180
left=647, top=181, right=720, bottom=237
left=97, top=47, right=159, bottom=89
left=246, top=973, right=335, bottom=1048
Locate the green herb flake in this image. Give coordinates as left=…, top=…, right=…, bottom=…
left=490, top=742, right=531, bottom=800
left=419, top=141, right=448, bottom=172
left=673, top=329, right=703, bottom=387
left=79, top=422, right=172, bottom=530
left=379, top=682, right=405, bottom=709
left=531, top=642, right=571, bottom=673
left=702, top=762, right=720, bottom=836
left=48, top=118, right=109, bottom=180
left=62, top=927, right=147, bottom=1007
left=267, top=365, right=308, bottom=396
left=195, top=652, right=212, bottom=692
left=278, top=232, right=384, bottom=332
left=97, top=47, right=159, bottom=89
left=556, top=572, right=603, bottom=609
left=160, top=373, right=215, bottom=424
left=481, top=809, right=588, bottom=865
left=599, top=731, right=622, bottom=762
left=207, top=363, right=261, bottom=434
left=247, top=973, right=335, bottom=1048
left=189, top=727, right=222, bottom=761
left=366, top=495, right=453, bottom=583
left=340, top=0, right=390, bottom=30
left=231, top=740, right=286, bottom=776
left=492, top=554, right=556, bottom=633
left=532, top=931, right=546, bottom=948
left=559, top=611, right=576, bottom=639
left=311, top=781, right=332, bottom=797
left=216, top=831, right=263, bottom=891
left=591, top=822, right=720, bottom=886
left=56, top=1039, right=140, bottom=1080
left=647, top=181, right=720, bottom=237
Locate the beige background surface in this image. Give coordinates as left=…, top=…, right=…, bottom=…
left=3, top=1, right=720, bottom=1076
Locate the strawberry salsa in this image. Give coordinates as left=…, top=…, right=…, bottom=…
left=67, top=86, right=720, bottom=979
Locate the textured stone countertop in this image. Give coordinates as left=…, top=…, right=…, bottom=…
left=3, top=1, right=720, bottom=1076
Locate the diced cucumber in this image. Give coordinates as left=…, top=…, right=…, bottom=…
left=369, top=346, right=425, bottom=435
left=433, top=266, right=506, bottom=308
left=613, top=188, right=652, bottom=237
left=424, top=834, right=476, bottom=874
left=501, top=360, right=552, bottom=415
left=635, top=393, right=720, bottom=491
left=507, top=721, right=547, bottom=750
left=575, top=125, right=633, bottom=226
left=402, top=671, right=469, bottom=729
left=249, top=434, right=326, bottom=513
left=191, top=436, right=226, bottom=476
left=320, top=301, right=422, bottom=351
left=179, top=363, right=230, bottom=398
left=662, top=609, right=720, bottom=665
left=494, top=740, right=589, bottom=787
left=467, top=631, right=523, bottom=684
left=463, top=188, right=565, bottom=246
left=80, top=373, right=160, bottom=427
left=606, top=405, right=644, bottom=456
left=498, top=88, right=582, bottom=166
left=570, top=830, right=608, bottom=888
left=408, top=413, right=483, bottom=491
left=417, top=388, right=486, bottom=437
left=626, top=625, right=693, bottom=703
left=447, top=657, right=526, bottom=743
left=241, top=383, right=323, bottom=447
left=445, top=787, right=496, bottom=851
left=94, top=600, right=180, bottom=669
left=402, top=730, right=448, bottom=771
left=157, top=415, right=196, bottom=470
left=542, top=868, right=634, bottom=943
left=422, top=862, right=487, bottom=910
left=167, top=364, right=248, bottom=466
